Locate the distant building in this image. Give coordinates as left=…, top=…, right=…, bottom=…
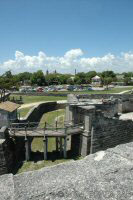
left=0, top=101, right=20, bottom=127
left=91, top=75, right=101, bottom=86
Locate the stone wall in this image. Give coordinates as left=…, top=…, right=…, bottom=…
left=118, top=99, right=133, bottom=113
left=77, top=93, right=133, bottom=100
left=0, top=140, right=8, bottom=175
left=91, top=111, right=133, bottom=153
left=0, top=127, right=14, bottom=175
left=68, top=93, right=133, bottom=113
left=12, top=92, right=133, bottom=99
left=12, top=92, right=68, bottom=97
left=21, top=101, right=66, bottom=123
left=68, top=99, right=133, bottom=156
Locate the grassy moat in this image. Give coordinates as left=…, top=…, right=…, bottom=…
left=13, top=108, right=80, bottom=174
left=12, top=87, right=132, bottom=174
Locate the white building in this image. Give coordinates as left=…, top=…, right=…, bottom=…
left=91, top=75, right=101, bottom=86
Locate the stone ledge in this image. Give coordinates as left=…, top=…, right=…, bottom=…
left=1, top=141, right=133, bottom=199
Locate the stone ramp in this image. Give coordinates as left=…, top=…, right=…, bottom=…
left=1, top=142, right=133, bottom=199
left=0, top=174, right=15, bottom=200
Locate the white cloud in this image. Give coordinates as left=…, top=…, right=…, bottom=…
left=0, top=49, right=133, bottom=74
left=64, top=48, right=83, bottom=59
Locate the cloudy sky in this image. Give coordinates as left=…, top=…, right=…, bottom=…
left=1, top=49, right=133, bottom=74
left=0, top=0, right=133, bottom=74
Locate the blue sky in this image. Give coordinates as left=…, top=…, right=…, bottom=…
left=0, top=0, right=133, bottom=74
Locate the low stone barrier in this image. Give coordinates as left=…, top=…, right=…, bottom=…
left=0, top=127, right=14, bottom=175
left=21, top=101, right=66, bottom=123
left=1, top=142, right=133, bottom=199
left=12, top=92, right=68, bottom=97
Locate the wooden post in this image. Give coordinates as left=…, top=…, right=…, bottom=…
left=28, top=121, right=30, bottom=129
left=25, top=126, right=30, bottom=161
left=56, top=137, right=59, bottom=151
left=43, top=137, right=47, bottom=160
left=55, top=120, right=58, bottom=151
left=63, top=127, right=67, bottom=158
left=43, top=122, right=48, bottom=160
left=56, top=120, right=57, bottom=129
left=60, top=138, right=62, bottom=155
left=63, top=136, right=67, bottom=158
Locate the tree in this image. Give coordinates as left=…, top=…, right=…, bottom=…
left=86, top=71, right=97, bottom=80
left=2, top=70, right=13, bottom=78
left=101, top=71, right=116, bottom=79
left=58, top=74, right=71, bottom=84
left=75, top=72, right=86, bottom=84
left=17, top=72, right=32, bottom=84
left=103, top=77, right=113, bottom=89
left=124, top=77, right=131, bottom=85
left=67, top=78, right=74, bottom=85
left=30, top=70, right=45, bottom=86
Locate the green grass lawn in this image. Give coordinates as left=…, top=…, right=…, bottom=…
left=16, top=109, right=69, bottom=174
left=55, top=87, right=133, bottom=94
left=32, top=109, right=65, bottom=153
left=11, top=95, right=67, bottom=104
left=19, top=107, right=33, bottom=118
left=17, top=158, right=72, bottom=174
left=11, top=87, right=133, bottom=105
left=40, top=109, right=65, bottom=127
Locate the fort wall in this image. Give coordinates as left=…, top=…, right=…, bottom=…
left=21, top=101, right=66, bottom=123
left=13, top=92, right=133, bottom=99
left=0, top=127, right=14, bottom=175
left=91, top=112, right=133, bottom=153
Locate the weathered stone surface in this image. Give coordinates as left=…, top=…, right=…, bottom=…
left=0, top=128, right=14, bottom=176
left=0, top=142, right=132, bottom=200
left=0, top=142, right=133, bottom=199
left=0, top=174, right=14, bottom=200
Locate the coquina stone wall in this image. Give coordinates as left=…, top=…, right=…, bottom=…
left=12, top=92, right=133, bottom=100
left=91, top=111, right=133, bottom=153
left=68, top=96, right=133, bottom=156
left=12, top=92, right=68, bottom=97
left=0, top=127, right=14, bottom=175
left=0, top=139, right=8, bottom=175
left=21, top=101, right=66, bottom=123
left=77, top=93, right=133, bottom=100
left=68, top=93, right=133, bottom=113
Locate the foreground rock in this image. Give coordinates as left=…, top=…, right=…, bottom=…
left=1, top=142, right=133, bottom=200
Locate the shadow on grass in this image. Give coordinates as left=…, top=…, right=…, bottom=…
left=12, top=150, right=81, bottom=174
left=30, top=150, right=80, bottom=162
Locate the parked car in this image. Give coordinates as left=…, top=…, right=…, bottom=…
left=88, top=87, right=93, bottom=90
left=36, top=87, right=44, bottom=92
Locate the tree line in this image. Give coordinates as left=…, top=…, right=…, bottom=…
left=0, top=70, right=133, bottom=90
